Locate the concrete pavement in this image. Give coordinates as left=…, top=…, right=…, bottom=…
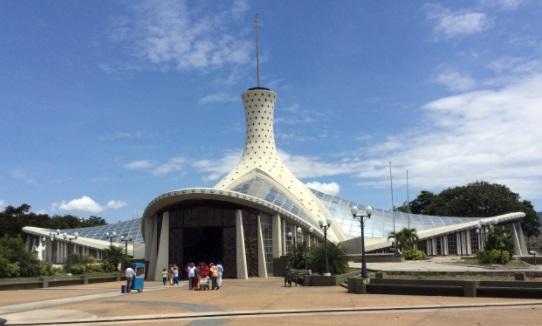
left=0, top=278, right=541, bottom=325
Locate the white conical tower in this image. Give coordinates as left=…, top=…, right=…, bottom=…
left=215, top=16, right=343, bottom=242
left=215, top=87, right=343, bottom=240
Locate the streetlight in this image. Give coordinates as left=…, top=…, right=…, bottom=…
left=61, top=232, right=78, bottom=275
left=351, top=205, right=373, bottom=280
left=105, top=231, right=117, bottom=246
left=120, top=235, right=133, bottom=256
left=319, top=219, right=332, bottom=277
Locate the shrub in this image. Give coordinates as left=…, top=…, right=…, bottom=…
left=0, top=236, right=40, bottom=277
left=402, top=249, right=427, bottom=260
left=39, top=262, right=56, bottom=276
left=478, top=249, right=511, bottom=264
left=69, top=264, right=86, bottom=274
left=0, top=256, right=20, bottom=277
left=306, top=242, right=348, bottom=275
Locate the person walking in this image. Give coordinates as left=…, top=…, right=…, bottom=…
left=168, top=265, right=174, bottom=286
left=173, top=265, right=180, bottom=286
left=187, top=262, right=196, bottom=290
left=209, top=263, right=218, bottom=290
left=161, top=268, right=168, bottom=286
left=124, top=265, right=135, bottom=293
left=216, top=262, right=224, bottom=289
left=198, top=262, right=210, bottom=290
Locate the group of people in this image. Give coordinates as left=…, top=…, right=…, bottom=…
left=162, top=262, right=224, bottom=291
left=162, top=264, right=181, bottom=286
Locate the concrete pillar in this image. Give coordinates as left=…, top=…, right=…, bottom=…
left=466, top=230, right=472, bottom=255
left=461, top=231, right=468, bottom=255
left=432, top=238, right=438, bottom=255
left=281, top=219, right=286, bottom=255
left=236, top=209, right=248, bottom=279
left=257, top=216, right=268, bottom=278
left=443, top=235, right=449, bottom=256
left=455, top=232, right=463, bottom=256
left=154, top=211, right=169, bottom=281
left=272, top=214, right=282, bottom=258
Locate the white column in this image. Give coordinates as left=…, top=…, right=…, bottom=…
left=146, top=216, right=158, bottom=280
left=432, top=238, right=438, bottom=255
left=257, top=216, right=268, bottom=278
left=281, top=219, right=286, bottom=254
left=461, top=231, right=468, bottom=255
left=466, top=230, right=472, bottom=255
left=455, top=232, right=463, bottom=255
left=236, top=209, right=248, bottom=279
left=443, top=235, right=449, bottom=256
left=272, top=214, right=282, bottom=258
left=154, top=211, right=169, bottom=281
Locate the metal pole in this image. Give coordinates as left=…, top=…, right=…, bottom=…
left=389, top=161, right=396, bottom=234
left=324, top=227, right=330, bottom=275
left=361, top=217, right=368, bottom=278
left=66, top=240, right=73, bottom=274
left=254, top=15, right=261, bottom=87
left=406, top=169, right=411, bottom=228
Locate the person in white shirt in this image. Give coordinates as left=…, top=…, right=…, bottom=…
left=125, top=265, right=135, bottom=293
left=186, top=262, right=196, bottom=290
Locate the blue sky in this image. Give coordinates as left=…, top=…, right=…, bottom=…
left=1, top=0, right=541, bottom=222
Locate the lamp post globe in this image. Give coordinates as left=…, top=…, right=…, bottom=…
left=352, top=205, right=372, bottom=280
left=319, top=220, right=331, bottom=276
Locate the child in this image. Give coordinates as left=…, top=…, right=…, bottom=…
left=161, top=268, right=168, bottom=286
left=173, top=266, right=180, bottom=286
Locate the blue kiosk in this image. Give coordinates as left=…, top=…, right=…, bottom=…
left=132, top=262, right=145, bottom=293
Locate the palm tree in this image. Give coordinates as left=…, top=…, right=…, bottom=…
left=388, top=228, right=419, bottom=251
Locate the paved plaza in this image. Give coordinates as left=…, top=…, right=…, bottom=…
left=1, top=277, right=541, bottom=325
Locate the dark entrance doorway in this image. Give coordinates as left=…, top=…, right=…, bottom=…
left=183, top=227, right=223, bottom=265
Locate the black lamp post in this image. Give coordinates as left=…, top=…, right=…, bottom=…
left=62, top=232, right=78, bottom=275
left=351, top=205, right=373, bottom=279
left=105, top=231, right=117, bottom=246
left=319, top=219, right=332, bottom=276
left=120, top=235, right=133, bottom=256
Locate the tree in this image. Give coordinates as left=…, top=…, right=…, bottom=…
left=0, top=204, right=108, bottom=238
left=306, top=242, right=348, bottom=275
left=81, top=216, right=107, bottom=227
left=388, top=228, right=419, bottom=251
left=403, top=182, right=540, bottom=237
left=479, top=227, right=515, bottom=264
left=398, top=190, right=436, bottom=214
left=0, top=236, right=41, bottom=277
left=101, top=245, right=127, bottom=272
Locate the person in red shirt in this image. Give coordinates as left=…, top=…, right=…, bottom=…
left=198, top=262, right=210, bottom=290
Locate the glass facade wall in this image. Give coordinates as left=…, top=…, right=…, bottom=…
left=259, top=213, right=273, bottom=274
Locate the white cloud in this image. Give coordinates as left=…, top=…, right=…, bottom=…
left=199, top=92, right=239, bottom=104
left=306, top=181, right=340, bottom=196
left=152, top=157, right=186, bottom=176
left=481, top=0, right=525, bottom=11
left=231, top=0, right=249, bottom=20
left=279, top=150, right=359, bottom=179
left=193, top=151, right=241, bottom=181
left=426, top=5, right=492, bottom=38
left=487, top=56, right=542, bottom=75
left=436, top=69, right=477, bottom=92
left=52, top=196, right=127, bottom=213
left=106, top=200, right=127, bottom=209
left=9, top=169, right=35, bottom=184
left=124, top=160, right=153, bottom=170
left=0, top=200, right=7, bottom=210
left=356, top=74, right=542, bottom=201
left=53, top=196, right=105, bottom=214
left=110, top=0, right=252, bottom=71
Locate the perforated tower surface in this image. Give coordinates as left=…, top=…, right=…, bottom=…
left=215, top=88, right=344, bottom=242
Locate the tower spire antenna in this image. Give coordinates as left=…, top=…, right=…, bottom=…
left=254, top=14, right=261, bottom=87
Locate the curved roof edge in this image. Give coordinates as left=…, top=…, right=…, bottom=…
left=341, top=211, right=526, bottom=253
left=22, top=226, right=132, bottom=251
left=142, top=187, right=326, bottom=241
